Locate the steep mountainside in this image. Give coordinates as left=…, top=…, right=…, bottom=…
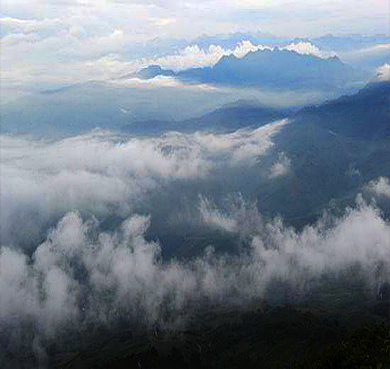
left=296, top=81, right=390, bottom=139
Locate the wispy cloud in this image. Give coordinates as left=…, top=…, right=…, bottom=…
left=0, top=121, right=287, bottom=247
left=1, top=196, right=388, bottom=362
left=269, top=152, right=291, bottom=178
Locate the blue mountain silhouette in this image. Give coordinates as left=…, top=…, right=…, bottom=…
left=131, top=48, right=364, bottom=90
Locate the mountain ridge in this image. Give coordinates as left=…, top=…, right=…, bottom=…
left=129, top=48, right=365, bottom=90
left=295, top=80, right=390, bottom=139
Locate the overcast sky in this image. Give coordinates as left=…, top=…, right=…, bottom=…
left=2, top=0, right=388, bottom=38
left=1, top=0, right=389, bottom=99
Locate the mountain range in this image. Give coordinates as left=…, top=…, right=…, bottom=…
left=296, top=81, right=390, bottom=139
left=130, top=48, right=366, bottom=90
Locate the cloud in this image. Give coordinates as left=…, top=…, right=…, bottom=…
left=153, top=44, right=226, bottom=70
left=339, top=43, right=390, bottom=70
left=197, top=195, right=390, bottom=296
left=269, top=152, right=291, bottom=178
left=284, top=41, right=335, bottom=58
left=125, top=41, right=331, bottom=74
left=377, top=63, right=390, bottom=81
left=0, top=121, right=287, bottom=248
left=344, top=43, right=390, bottom=58
left=1, top=21, right=336, bottom=95
left=199, top=196, right=238, bottom=232
left=366, top=177, right=390, bottom=197
left=1, top=196, right=389, bottom=365
left=1, top=0, right=388, bottom=99
left=1, top=124, right=389, bottom=365
left=148, top=17, right=177, bottom=26
left=96, top=42, right=266, bottom=75
left=0, top=16, right=65, bottom=36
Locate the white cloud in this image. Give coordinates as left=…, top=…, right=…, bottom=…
left=0, top=121, right=287, bottom=247
left=232, top=40, right=267, bottom=57
left=377, top=63, right=390, bottom=81
left=193, top=119, right=289, bottom=164
left=148, top=17, right=177, bottom=26
left=1, top=196, right=389, bottom=363
left=1, top=19, right=337, bottom=94
left=270, top=152, right=291, bottom=178
left=339, top=43, right=390, bottom=70
left=199, top=196, right=238, bottom=232
left=126, top=41, right=330, bottom=74
left=284, top=41, right=335, bottom=58
left=1, top=124, right=389, bottom=362
left=105, top=41, right=265, bottom=74
left=366, top=177, right=390, bottom=197
left=1, top=0, right=388, bottom=93
left=0, top=16, right=64, bottom=36
left=155, top=44, right=225, bottom=70
left=344, top=43, right=390, bottom=58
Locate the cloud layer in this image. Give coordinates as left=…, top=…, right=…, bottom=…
left=1, top=123, right=390, bottom=366
left=1, top=196, right=389, bottom=366
left=0, top=120, right=288, bottom=248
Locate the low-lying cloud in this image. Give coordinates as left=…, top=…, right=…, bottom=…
left=0, top=120, right=288, bottom=248
left=1, top=195, right=389, bottom=366
left=1, top=124, right=390, bottom=366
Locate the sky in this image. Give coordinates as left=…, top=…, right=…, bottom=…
left=1, top=0, right=388, bottom=38
left=1, top=0, right=389, bottom=98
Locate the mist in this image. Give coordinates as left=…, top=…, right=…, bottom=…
left=1, top=196, right=389, bottom=366
left=1, top=123, right=389, bottom=366
left=0, top=121, right=288, bottom=249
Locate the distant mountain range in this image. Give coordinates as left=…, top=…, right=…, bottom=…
left=129, top=48, right=366, bottom=90
left=122, top=81, right=389, bottom=138
left=122, top=100, right=292, bottom=135
left=1, top=79, right=388, bottom=140
left=1, top=79, right=388, bottom=249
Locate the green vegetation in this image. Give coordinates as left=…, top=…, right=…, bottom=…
left=315, top=322, right=390, bottom=369
left=51, top=286, right=389, bottom=369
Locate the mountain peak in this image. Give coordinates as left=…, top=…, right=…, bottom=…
left=123, top=47, right=364, bottom=90
left=216, top=53, right=238, bottom=64
left=135, top=64, right=175, bottom=79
